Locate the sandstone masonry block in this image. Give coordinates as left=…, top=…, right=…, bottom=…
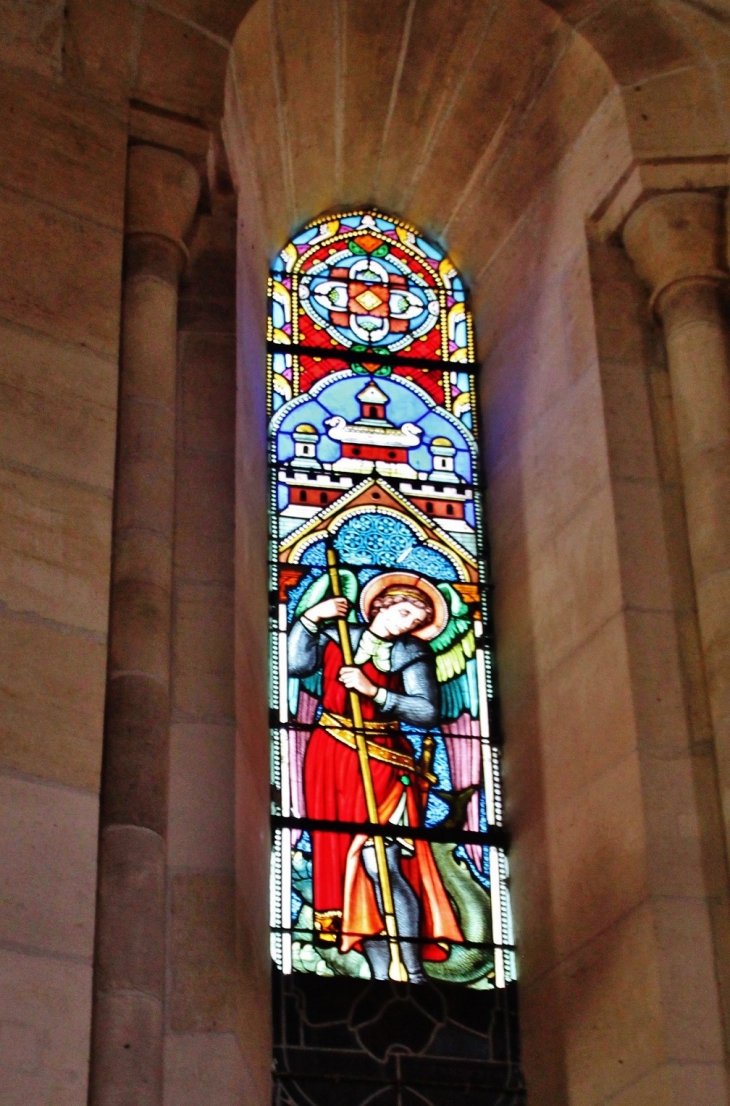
left=136, top=8, right=228, bottom=122
left=538, top=612, right=636, bottom=815
left=0, top=463, right=112, bottom=633
left=625, top=66, right=728, bottom=159
left=168, top=873, right=237, bottom=1033
left=168, top=722, right=235, bottom=870
left=530, top=483, right=623, bottom=678
left=90, top=991, right=163, bottom=1106
left=164, top=1032, right=257, bottom=1106
left=95, top=826, right=166, bottom=997
left=173, top=581, right=234, bottom=721
left=0, top=322, right=117, bottom=489
left=0, top=946, right=93, bottom=1106
left=179, top=332, right=236, bottom=455
left=559, top=902, right=667, bottom=1103
left=547, top=752, right=649, bottom=963
left=173, top=453, right=234, bottom=584
left=0, top=187, right=122, bottom=358
left=0, top=66, right=127, bottom=230
left=157, top=0, right=255, bottom=42
left=64, top=0, right=138, bottom=103
left=0, top=611, right=107, bottom=790
left=0, top=0, right=64, bottom=78
left=0, top=772, right=98, bottom=958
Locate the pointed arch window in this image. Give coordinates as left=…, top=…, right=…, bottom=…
left=268, top=210, right=522, bottom=1104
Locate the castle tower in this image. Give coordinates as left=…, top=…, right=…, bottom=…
left=291, top=423, right=321, bottom=470
left=325, top=381, right=421, bottom=479
left=429, top=436, right=458, bottom=483
left=356, top=381, right=388, bottom=422
left=279, top=422, right=353, bottom=537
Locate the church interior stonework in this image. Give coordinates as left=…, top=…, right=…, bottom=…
left=4, top=1, right=730, bottom=1104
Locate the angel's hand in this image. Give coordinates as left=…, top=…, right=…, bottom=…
left=338, top=666, right=378, bottom=698
left=306, top=597, right=349, bottom=623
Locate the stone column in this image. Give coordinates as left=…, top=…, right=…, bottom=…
left=89, top=145, right=200, bottom=1106
left=624, top=190, right=730, bottom=847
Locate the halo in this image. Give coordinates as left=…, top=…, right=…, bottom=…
left=359, top=571, right=449, bottom=641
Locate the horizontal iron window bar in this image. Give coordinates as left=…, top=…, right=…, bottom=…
left=266, top=586, right=497, bottom=606
left=266, top=569, right=496, bottom=589
left=275, top=1048, right=517, bottom=1065
left=272, top=814, right=510, bottom=849
left=270, top=925, right=515, bottom=952
left=269, top=733, right=491, bottom=749
left=273, top=1071, right=526, bottom=1092
left=267, top=714, right=501, bottom=742
left=268, top=723, right=506, bottom=755
left=268, top=340, right=477, bottom=373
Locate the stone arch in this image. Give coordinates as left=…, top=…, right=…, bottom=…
left=48, top=1, right=730, bottom=1104
left=224, top=0, right=618, bottom=279
left=218, top=4, right=730, bottom=1106
left=63, top=1, right=728, bottom=175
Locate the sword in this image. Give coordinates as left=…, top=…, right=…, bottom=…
left=325, top=545, right=408, bottom=983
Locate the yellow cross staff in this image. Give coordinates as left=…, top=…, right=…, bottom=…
left=325, top=545, right=408, bottom=983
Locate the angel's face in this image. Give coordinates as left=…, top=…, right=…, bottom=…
left=370, top=600, right=428, bottom=639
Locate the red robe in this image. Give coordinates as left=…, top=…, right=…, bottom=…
left=303, top=637, right=463, bottom=958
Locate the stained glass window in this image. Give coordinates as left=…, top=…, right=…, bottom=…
left=268, top=210, right=522, bottom=1104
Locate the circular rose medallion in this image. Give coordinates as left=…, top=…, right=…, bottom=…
left=300, top=238, right=440, bottom=351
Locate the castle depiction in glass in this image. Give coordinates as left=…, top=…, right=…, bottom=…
left=278, top=382, right=475, bottom=553
left=268, top=210, right=514, bottom=988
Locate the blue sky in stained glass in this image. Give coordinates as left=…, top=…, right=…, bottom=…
left=273, top=374, right=475, bottom=482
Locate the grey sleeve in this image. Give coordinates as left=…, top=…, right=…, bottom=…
left=288, top=619, right=325, bottom=678
left=380, top=649, right=440, bottom=729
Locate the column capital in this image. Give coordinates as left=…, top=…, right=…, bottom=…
left=125, top=144, right=201, bottom=274
left=622, top=190, right=727, bottom=317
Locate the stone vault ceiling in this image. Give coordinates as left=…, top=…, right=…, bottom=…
left=221, top=0, right=730, bottom=279
left=57, top=0, right=727, bottom=284
left=54, top=0, right=728, bottom=278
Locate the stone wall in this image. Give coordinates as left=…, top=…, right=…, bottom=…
left=1, top=2, right=730, bottom=1105
left=479, top=91, right=730, bottom=1104
left=0, top=59, right=124, bottom=1106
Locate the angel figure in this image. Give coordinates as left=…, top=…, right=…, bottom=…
left=288, top=570, right=469, bottom=983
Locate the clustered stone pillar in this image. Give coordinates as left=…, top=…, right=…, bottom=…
left=90, top=145, right=200, bottom=1106
left=624, top=190, right=730, bottom=848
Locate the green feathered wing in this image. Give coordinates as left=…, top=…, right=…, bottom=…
left=430, top=583, right=480, bottom=726
left=426, top=583, right=493, bottom=984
